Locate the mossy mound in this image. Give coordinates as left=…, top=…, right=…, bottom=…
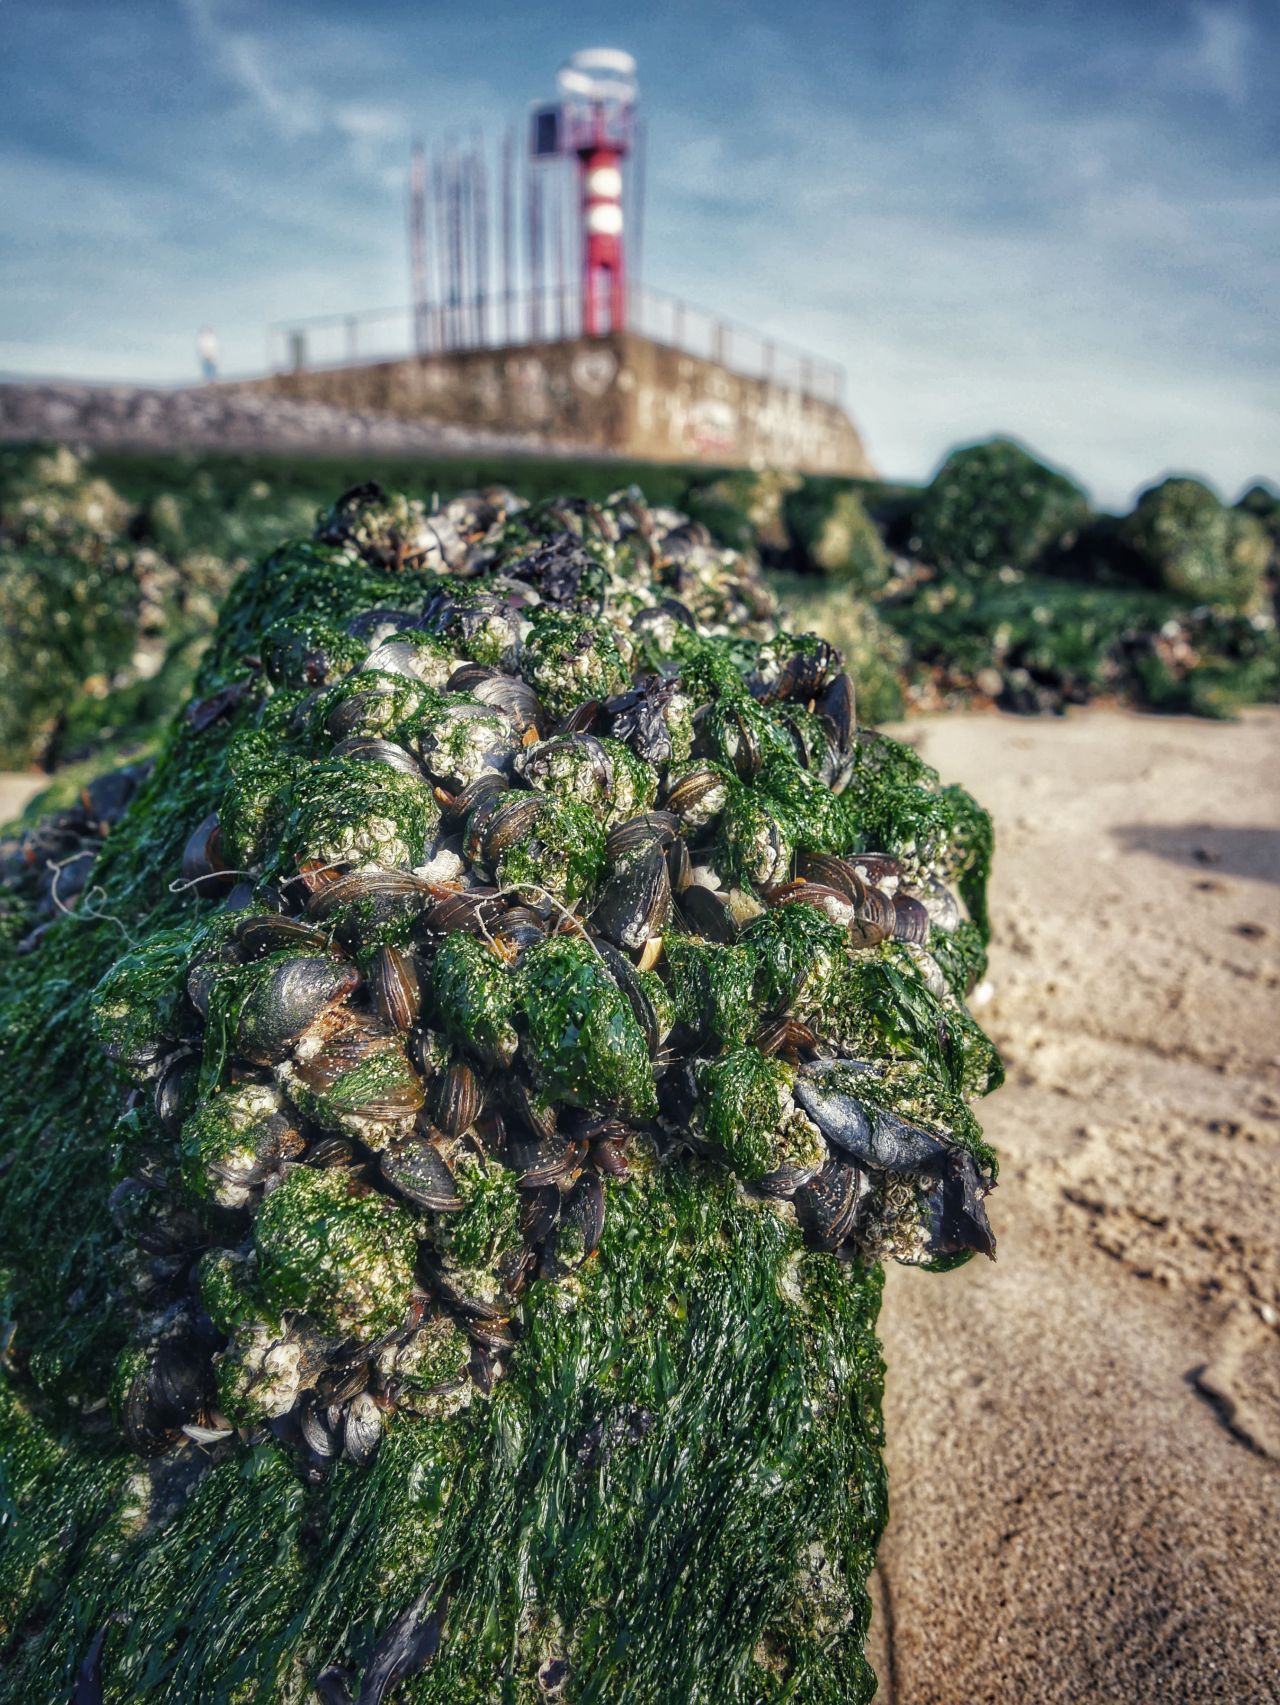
left=912, top=437, right=1090, bottom=576
left=0, top=483, right=999, bottom=1702
left=783, top=483, right=892, bottom=593
left=1119, top=476, right=1271, bottom=610
left=0, top=446, right=236, bottom=770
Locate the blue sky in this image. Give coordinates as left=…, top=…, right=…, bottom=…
left=1, top=0, right=1275, bottom=505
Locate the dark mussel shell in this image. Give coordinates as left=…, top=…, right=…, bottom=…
left=422, top=885, right=505, bottom=937
left=760, top=639, right=840, bottom=705
left=792, top=1065, right=951, bottom=1174
left=508, top=1129, right=586, bottom=1189
left=361, top=637, right=442, bottom=685
left=919, top=877, right=961, bottom=935
left=434, top=1061, right=484, bottom=1139
left=553, top=698, right=602, bottom=737
left=331, top=735, right=424, bottom=779
left=305, top=1135, right=362, bottom=1170
left=516, top=733, right=613, bottom=799
left=603, top=675, right=682, bottom=766
left=299, top=1402, right=341, bottom=1459
left=447, top=665, right=545, bottom=739
left=154, top=1047, right=200, bottom=1131
left=757, top=1158, right=822, bottom=1200
left=595, top=940, right=663, bottom=1058
left=846, top=852, right=903, bottom=888
left=379, top=1132, right=463, bottom=1211
left=181, top=812, right=234, bottom=895
left=543, top=1174, right=605, bottom=1276
left=848, top=885, right=897, bottom=950
left=479, top=794, right=546, bottom=864
left=325, top=679, right=404, bottom=743
left=590, top=842, right=672, bottom=953
left=306, top=869, right=433, bottom=940
left=370, top=944, right=423, bottom=1032
left=235, top=955, right=361, bottom=1065
left=233, top=913, right=331, bottom=959
left=604, top=810, right=679, bottom=862
left=490, top=904, right=547, bottom=962
left=767, top=880, right=856, bottom=930
left=519, top=1184, right=562, bottom=1245
left=343, top=1391, right=383, bottom=1466
left=754, top=1016, right=817, bottom=1060
left=292, top=1016, right=425, bottom=1119
left=466, top=1314, right=518, bottom=1354
left=797, top=852, right=865, bottom=904
left=922, top=1154, right=997, bottom=1260
left=719, top=702, right=764, bottom=782
left=439, top=770, right=509, bottom=827
left=666, top=834, right=693, bottom=896
left=663, top=766, right=728, bottom=826
left=505, top=1071, right=559, bottom=1142
left=678, top=881, right=739, bottom=944
left=815, top=671, right=856, bottom=753
left=794, top=1158, right=865, bottom=1251
left=892, top=893, right=931, bottom=946
left=121, top=1335, right=212, bottom=1457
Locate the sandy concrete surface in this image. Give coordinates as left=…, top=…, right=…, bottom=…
left=0, top=772, right=46, bottom=824
left=867, top=707, right=1280, bottom=1704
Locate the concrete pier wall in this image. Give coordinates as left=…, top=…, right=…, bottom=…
left=233, top=332, right=875, bottom=477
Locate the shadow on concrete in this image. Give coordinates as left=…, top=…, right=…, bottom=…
left=1112, top=823, right=1280, bottom=885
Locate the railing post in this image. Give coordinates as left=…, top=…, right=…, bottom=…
left=289, top=331, right=307, bottom=373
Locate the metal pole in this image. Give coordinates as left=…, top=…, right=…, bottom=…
left=455, top=146, right=470, bottom=348
left=408, top=139, right=428, bottom=354
left=501, top=126, right=514, bottom=345
left=629, top=115, right=645, bottom=334
left=472, top=132, right=488, bottom=348
left=432, top=149, right=447, bottom=350
left=553, top=163, right=566, bottom=340
left=453, top=149, right=464, bottom=348
left=528, top=157, right=542, bottom=342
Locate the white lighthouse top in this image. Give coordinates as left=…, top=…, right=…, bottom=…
left=557, top=48, right=637, bottom=106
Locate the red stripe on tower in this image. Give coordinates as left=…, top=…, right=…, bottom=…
left=556, top=49, right=637, bottom=337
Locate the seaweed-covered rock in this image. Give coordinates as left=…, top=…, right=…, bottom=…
left=0, top=482, right=999, bottom=1703
left=0, top=446, right=232, bottom=768
left=784, top=482, right=892, bottom=591
left=913, top=436, right=1090, bottom=575
left=1120, top=476, right=1271, bottom=610
left=683, top=469, right=800, bottom=557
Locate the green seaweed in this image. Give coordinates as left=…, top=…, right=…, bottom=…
left=253, top=1167, right=416, bottom=1340
left=518, top=936, right=658, bottom=1119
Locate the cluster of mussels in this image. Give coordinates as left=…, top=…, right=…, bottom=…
left=0, top=762, right=151, bottom=950
left=93, top=481, right=996, bottom=1473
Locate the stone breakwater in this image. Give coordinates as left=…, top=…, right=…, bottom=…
left=0, top=380, right=592, bottom=459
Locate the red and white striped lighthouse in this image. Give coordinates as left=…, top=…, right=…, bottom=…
left=557, top=49, right=637, bottom=337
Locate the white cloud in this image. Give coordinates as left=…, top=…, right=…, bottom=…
left=180, top=0, right=324, bottom=138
